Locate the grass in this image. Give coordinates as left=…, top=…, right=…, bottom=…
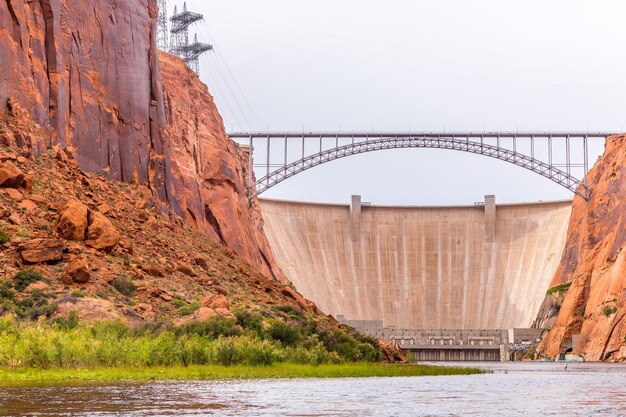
left=0, top=363, right=484, bottom=387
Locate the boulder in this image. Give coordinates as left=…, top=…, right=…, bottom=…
left=7, top=213, right=22, bottom=225
left=67, top=255, right=91, bottom=283
left=193, top=307, right=217, bottom=321
left=193, top=253, right=209, bottom=271
left=57, top=200, right=89, bottom=241
left=18, top=199, right=37, bottom=214
left=3, top=188, right=23, bottom=200
left=176, top=262, right=196, bottom=277
left=85, top=212, right=120, bottom=252
left=22, top=174, right=34, bottom=192
left=0, top=162, right=25, bottom=188
left=211, top=285, right=229, bottom=296
left=281, top=286, right=308, bottom=309
left=55, top=297, right=123, bottom=323
left=379, top=340, right=407, bottom=363
left=141, top=263, right=164, bottom=277
left=25, top=281, right=50, bottom=292
left=202, top=293, right=230, bottom=310
left=19, top=239, right=65, bottom=263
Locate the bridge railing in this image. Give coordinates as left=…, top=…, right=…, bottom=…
left=229, top=132, right=615, bottom=201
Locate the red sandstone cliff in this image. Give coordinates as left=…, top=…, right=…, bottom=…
left=0, top=0, right=282, bottom=279
left=158, top=52, right=283, bottom=280
left=538, top=135, right=626, bottom=361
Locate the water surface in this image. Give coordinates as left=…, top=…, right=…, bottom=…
left=1, top=362, right=625, bottom=416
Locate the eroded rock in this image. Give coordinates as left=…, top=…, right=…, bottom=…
left=0, top=162, right=25, bottom=188
left=55, top=297, right=123, bottom=323
left=19, top=239, right=65, bottom=263
left=86, top=212, right=120, bottom=252
left=202, top=293, right=230, bottom=310
left=67, top=255, right=91, bottom=284
left=57, top=200, right=89, bottom=241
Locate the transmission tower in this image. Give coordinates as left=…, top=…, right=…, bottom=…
left=170, top=2, right=213, bottom=75
left=157, top=0, right=169, bottom=50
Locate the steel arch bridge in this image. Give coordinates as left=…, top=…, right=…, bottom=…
left=229, top=132, right=615, bottom=201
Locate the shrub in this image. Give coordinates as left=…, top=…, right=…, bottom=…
left=112, top=276, right=136, bottom=298
left=604, top=306, right=617, bottom=317
left=178, top=302, right=201, bottom=317
left=268, top=321, right=301, bottom=347
left=175, top=316, right=242, bottom=340
left=318, top=328, right=380, bottom=362
left=71, top=291, right=86, bottom=298
left=234, top=309, right=264, bottom=335
left=13, top=270, right=45, bottom=292
left=10, top=290, right=57, bottom=321
left=0, top=230, right=9, bottom=244
left=546, top=282, right=572, bottom=295
left=213, top=337, right=243, bottom=366
left=272, top=304, right=304, bottom=318
left=54, top=310, right=80, bottom=330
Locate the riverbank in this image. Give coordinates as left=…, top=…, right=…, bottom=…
left=0, top=363, right=484, bottom=386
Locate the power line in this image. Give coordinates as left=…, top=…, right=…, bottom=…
left=198, top=24, right=264, bottom=130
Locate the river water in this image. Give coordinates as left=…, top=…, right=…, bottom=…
left=1, top=362, right=625, bottom=416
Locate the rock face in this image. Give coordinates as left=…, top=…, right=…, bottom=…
left=0, top=0, right=282, bottom=279
left=538, top=135, right=626, bottom=361
left=158, top=53, right=283, bottom=280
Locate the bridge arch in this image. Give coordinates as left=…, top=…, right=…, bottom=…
left=249, top=136, right=590, bottom=200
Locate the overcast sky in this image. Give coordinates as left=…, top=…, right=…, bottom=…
left=177, top=0, right=626, bottom=205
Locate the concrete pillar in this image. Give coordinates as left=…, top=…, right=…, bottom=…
left=484, top=195, right=496, bottom=242
left=350, top=195, right=361, bottom=241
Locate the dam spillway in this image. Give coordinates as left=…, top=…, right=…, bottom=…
left=260, top=196, right=572, bottom=330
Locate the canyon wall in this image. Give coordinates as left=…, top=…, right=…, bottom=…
left=538, top=135, right=626, bottom=361
left=261, top=198, right=572, bottom=329
left=0, top=0, right=280, bottom=278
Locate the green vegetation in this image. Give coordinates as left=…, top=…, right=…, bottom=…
left=0, top=310, right=385, bottom=370
left=0, top=229, right=9, bottom=244
left=546, top=282, right=572, bottom=295
left=604, top=306, right=617, bottom=317
left=0, top=363, right=483, bottom=386
left=175, top=299, right=201, bottom=317
left=13, top=269, right=45, bottom=292
left=112, top=276, right=136, bottom=298
left=0, top=301, right=486, bottom=382
left=0, top=284, right=57, bottom=321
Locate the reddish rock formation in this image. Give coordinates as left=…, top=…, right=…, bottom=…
left=0, top=0, right=282, bottom=280
left=57, top=200, right=89, bottom=241
left=66, top=254, right=90, bottom=284
left=538, top=135, right=626, bottom=361
left=85, top=211, right=120, bottom=252
left=158, top=52, right=283, bottom=280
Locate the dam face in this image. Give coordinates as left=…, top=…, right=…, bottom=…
left=260, top=197, right=572, bottom=330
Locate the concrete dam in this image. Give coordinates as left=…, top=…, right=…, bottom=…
left=260, top=196, right=572, bottom=331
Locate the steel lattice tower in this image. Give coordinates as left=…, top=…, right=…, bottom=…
left=157, top=0, right=169, bottom=50
left=170, top=2, right=213, bottom=74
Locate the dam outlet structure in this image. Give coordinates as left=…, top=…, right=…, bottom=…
left=260, top=195, right=572, bottom=360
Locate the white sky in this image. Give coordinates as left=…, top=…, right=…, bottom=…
left=178, top=0, right=626, bottom=205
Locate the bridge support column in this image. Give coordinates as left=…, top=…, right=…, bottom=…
left=350, top=195, right=361, bottom=241
left=485, top=195, right=496, bottom=242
